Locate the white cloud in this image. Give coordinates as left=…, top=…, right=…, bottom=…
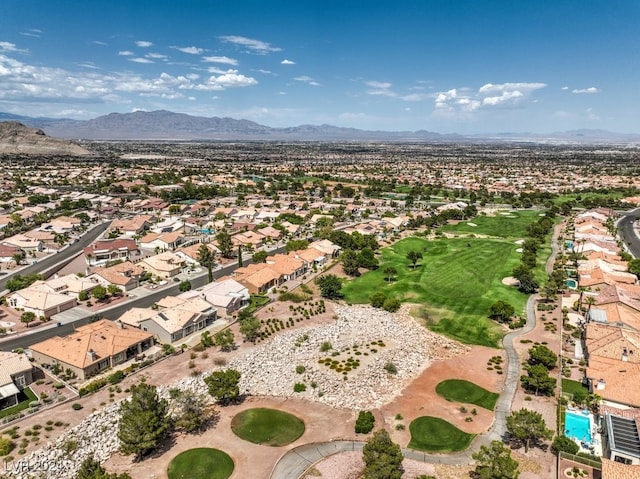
left=172, top=46, right=204, bottom=55
left=202, top=56, right=238, bottom=66
left=219, top=35, right=281, bottom=54
left=20, top=29, right=42, bottom=38
left=281, top=59, right=295, bottom=65
left=255, top=69, right=274, bottom=75
left=0, top=42, right=27, bottom=54
left=118, top=50, right=134, bottom=56
left=207, top=66, right=238, bottom=75
left=294, top=75, right=320, bottom=86
left=434, top=82, right=546, bottom=117
left=195, top=72, right=258, bottom=91
left=92, top=41, right=108, bottom=46
left=145, top=53, right=168, bottom=60
left=130, top=57, right=154, bottom=64
left=366, top=80, right=392, bottom=89
left=561, top=86, right=569, bottom=90
left=572, top=87, right=600, bottom=94
left=135, top=40, right=153, bottom=48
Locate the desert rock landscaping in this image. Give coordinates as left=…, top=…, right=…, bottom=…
left=230, top=304, right=468, bottom=410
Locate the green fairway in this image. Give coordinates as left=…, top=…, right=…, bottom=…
left=440, top=209, right=543, bottom=238
left=167, top=448, right=234, bottom=479
left=408, top=416, right=475, bottom=452
left=435, top=379, right=499, bottom=410
left=231, top=408, right=305, bottom=446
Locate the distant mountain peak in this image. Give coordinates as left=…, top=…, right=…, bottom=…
left=0, top=121, right=90, bottom=155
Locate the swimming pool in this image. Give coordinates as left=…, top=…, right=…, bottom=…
left=566, top=240, right=574, bottom=251
left=565, top=411, right=592, bottom=444
left=566, top=279, right=578, bottom=289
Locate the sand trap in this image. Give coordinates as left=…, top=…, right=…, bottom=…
left=502, top=276, right=520, bottom=286
left=516, top=248, right=523, bottom=253
left=515, top=239, right=524, bottom=244
left=499, top=212, right=512, bottom=215
left=466, top=222, right=477, bottom=227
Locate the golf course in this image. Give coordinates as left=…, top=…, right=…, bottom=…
left=342, top=210, right=549, bottom=347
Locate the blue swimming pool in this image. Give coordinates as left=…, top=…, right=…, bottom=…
left=565, top=411, right=592, bottom=444
left=566, top=279, right=578, bottom=289
left=566, top=240, right=574, bottom=251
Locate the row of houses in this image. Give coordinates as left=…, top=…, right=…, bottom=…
left=567, top=209, right=640, bottom=474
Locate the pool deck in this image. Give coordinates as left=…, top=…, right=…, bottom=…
left=565, top=409, right=603, bottom=457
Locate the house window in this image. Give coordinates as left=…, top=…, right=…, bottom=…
left=14, top=375, right=25, bottom=387
left=8, top=299, right=17, bottom=308
left=98, top=359, right=109, bottom=370
left=614, top=456, right=632, bottom=465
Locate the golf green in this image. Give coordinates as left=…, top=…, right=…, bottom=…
left=167, top=448, right=234, bottom=479
left=231, top=408, right=305, bottom=446
left=408, top=416, right=475, bottom=452
left=435, top=379, right=499, bottom=410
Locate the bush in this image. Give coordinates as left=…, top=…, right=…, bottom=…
left=107, top=370, right=125, bottom=385
left=71, top=403, right=83, bottom=411
left=383, top=362, right=398, bottom=374
left=355, top=410, right=375, bottom=434
left=552, top=435, right=580, bottom=455
left=295, top=365, right=306, bottom=374
left=0, top=437, right=15, bottom=456
left=293, top=383, right=307, bottom=393
left=382, top=297, right=401, bottom=313
left=78, top=378, right=107, bottom=396
left=320, top=341, right=332, bottom=352
left=370, top=291, right=387, bottom=308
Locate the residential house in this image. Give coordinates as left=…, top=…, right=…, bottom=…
left=309, top=239, right=341, bottom=258
left=176, top=242, right=220, bottom=265
left=234, top=263, right=282, bottom=294
left=139, top=231, right=185, bottom=251
left=601, top=407, right=640, bottom=466
left=83, top=239, right=139, bottom=266
left=257, top=225, right=282, bottom=241
left=90, top=261, right=144, bottom=292
left=118, top=296, right=216, bottom=344
left=139, top=251, right=185, bottom=279
left=2, top=234, right=42, bottom=253
left=7, top=288, right=77, bottom=319
left=179, top=278, right=249, bottom=317
left=109, top=215, right=153, bottom=237
left=0, top=352, right=34, bottom=409
left=29, top=320, right=154, bottom=380
left=0, top=244, right=23, bottom=264
left=29, top=274, right=100, bottom=299
left=233, top=230, right=265, bottom=250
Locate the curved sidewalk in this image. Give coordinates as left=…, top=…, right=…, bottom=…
left=269, top=292, right=538, bottom=478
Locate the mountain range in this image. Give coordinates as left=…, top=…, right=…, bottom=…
left=1, top=110, right=639, bottom=144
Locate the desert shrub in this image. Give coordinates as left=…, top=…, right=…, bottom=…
left=355, top=410, right=375, bottom=434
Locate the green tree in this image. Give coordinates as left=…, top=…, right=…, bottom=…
left=118, top=382, right=171, bottom=460
left=285, top=239, right=310, bottom=252
left=520, top=364, right=556, bottom=396
left=214, top=329, right=236, bottom=351
left=215, top=230, right=234, bottom=258
left=551, top=435, right=579, bottom=455
left=342, top=249, right=361, bottom=276
left=239, top=314, right=262, bottom=343
left=471, top=440, right=519, bottom=479
left=237, top=245, right=243, bottom=267
left=357, top=247, right=379, bottom=270
left=203, top=369, right=241, bottom=405
left=20, top=311, right=36, bottom=328
left=92, top=285, right=107, bottom=301
left=315, top=274, right=343, bottom=299
left=168, top=388, right=212, bottom=433
left=11, top=251, right=25, bottom=266
left=252, top=250, right=268, bottom=263
left=383, top=266, right=397, bottom=282
left=362, top=429, right=403, bottom=479
left=355, top=410, right=375, bottom=434
left=76, top=454, right=132, bottom=479
left=107, top=284, right=122, bottom=296
left=527, top=344, right=557, bottom=370
left=506, top=408, right=553, bottom=453
left=178, top=280, right=192, bottom=292
left=628, top=258, right=640, bottom=277
left=197, top=244, right=217, bottom=283
left=370, top=292, right=387, bottom=308
left=406, top=250, right=423, bottom=269
left=488, top=300, right=515, bottom=322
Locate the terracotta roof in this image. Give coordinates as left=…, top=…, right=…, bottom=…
left=602, top=458, right=640, bottom=479
left=30, top=320, right=153, bottom=369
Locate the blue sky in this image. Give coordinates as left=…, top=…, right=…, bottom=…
left=1, top=1, right=638, bottom=133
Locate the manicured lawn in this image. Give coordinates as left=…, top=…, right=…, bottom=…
left=167, top=448, right=234, bottom=479
left=231, top=408, right=305, bottom=446
left=0, top=387, right=38, bottom=419
left=342, top=211, right=553, bottom=347
left=435, top=379, right=499, bottom=410
left=440, top=209, right=543, bottom=238
left=408, top=416, right=475, bottom=452
left=562, top=378, right=589, bottom=399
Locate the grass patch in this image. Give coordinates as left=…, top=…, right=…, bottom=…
left=231, top=408, right=305, bottom=446
left=246, top=294, right=270, bottom=314
left=435, top=379, right=499, bottom=410
left=562, top=378, right=589, bottom=397
left=0, top=388, right=38, bottom=419
left=167, top=448, right=234, bottom=479
left=408, top=416, right=475, bottom=452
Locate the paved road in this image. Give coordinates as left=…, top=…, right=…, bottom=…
left=0, top=221, right=111, bottom=291
left=618, top=208, right=640, bottom=257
